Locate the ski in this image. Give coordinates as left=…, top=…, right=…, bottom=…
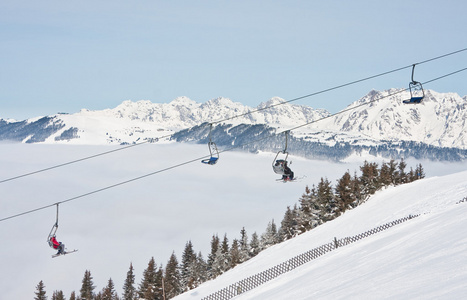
left=52, top=249, right=78, bottom=258
left=276, top=175, right=306, bottom=183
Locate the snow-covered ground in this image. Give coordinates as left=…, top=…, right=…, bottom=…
left=1, top=143, right=466, bottom=299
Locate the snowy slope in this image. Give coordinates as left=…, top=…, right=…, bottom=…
left=174, top=170, right=467, bottom=300
left=0, top=144, right=466, bottom=299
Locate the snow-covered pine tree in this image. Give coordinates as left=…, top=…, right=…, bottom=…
left=260, top=219, right=278, bottom=250
left=239, top=227, right=250, bottom=263
left=138, top=257, right=159, bottom=300
left=211, top=234, right=231, bottom=277
left=230, top=239, right=241, bottom=268
left=249, top=232, right=261, bottom=257
left=359, top=161, right=380, bottom=197
left=278, top=206, right=298, bottom=241
left=122, top=263, right=136, bottom=300
left=397, top=158, right=407, bottom=184
left=80, top=270, right=95, bottom=300
left=34, top=280, right=47, bottom=300
left=316, top=178, right=339, bottom=221
left=194, top=252, right=208, bottom=286
left=207, top=234, right=220, bottom=279
left=180, top=240, right=197, bottom=292
left=164, top=252, right=181, bottom=299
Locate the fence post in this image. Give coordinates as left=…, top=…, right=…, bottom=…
left=334, top=237, right=339, bottom=249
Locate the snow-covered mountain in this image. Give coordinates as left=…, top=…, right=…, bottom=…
left=1, top=90, right=466, bottom=160
left=308, top=89, right=467, bottom=149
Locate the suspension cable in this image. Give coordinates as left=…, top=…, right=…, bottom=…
left=1, top=48, right=466, bottom=184
left=1, top=66, right=465, bottom=223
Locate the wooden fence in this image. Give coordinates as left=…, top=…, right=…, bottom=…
left=201, top=214, right=419, bottom=300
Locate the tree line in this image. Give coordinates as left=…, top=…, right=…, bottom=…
left=35, top=159, right=424, bottom=300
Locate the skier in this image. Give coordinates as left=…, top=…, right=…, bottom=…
left=49, top=235, right=65, bottom=255
left=282, top=161, right=294, bottom=181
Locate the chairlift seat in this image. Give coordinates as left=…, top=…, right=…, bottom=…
left=201, top=157, right=218, bottom=165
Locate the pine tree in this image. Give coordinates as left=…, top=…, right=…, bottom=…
left=335, top=171, right=353, bottom=211
left=80, top=270, right=95, bottom=300
left=317, top=177, right=339, bottom=221
left=69, top=291, right=76, bottom=300
left=278, top=206, right=299, bottom=241
left=207, top=234, right=220, bottom=279
left=415, top=163, right=425, bottom=180
left=249, top=232, right=260, bottom=257
left=360, top=161, right=380, bottom=197
left=379, top=162, right=392, bottom=186
left=230, top=239, right=241, bottom=269
left=388, top=159, right=398, bottom=185
left=101, top=278, right=118, bottom=300
left=34, top=280, right=47, bottom=300
left=397, top=159, right=407, bottom=184
left=52, top=290, right=65, bottom=300
left=193, top=252, right=208, bottom=286
left=123, top=263, right=136, bottom=300
left=164, top=252, right=181, bottom=299
left=180, top=241, right=197, bottom=292
left=260, top=220, right=278, bottom=250
left=239, top=227, right=250, bottom=263
left=138, top=257, right=159, bottom=300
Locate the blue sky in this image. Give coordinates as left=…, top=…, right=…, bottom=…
left=1, top=0, right=466, bottom=120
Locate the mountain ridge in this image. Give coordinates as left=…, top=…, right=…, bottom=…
left=1, top=89, right=466, bottom=160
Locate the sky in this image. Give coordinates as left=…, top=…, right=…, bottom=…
left=1, top=0, right=467, bottom=120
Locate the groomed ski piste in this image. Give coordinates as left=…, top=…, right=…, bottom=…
left=174, top=169, right=467, bottom=300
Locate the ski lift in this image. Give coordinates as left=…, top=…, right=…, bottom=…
left=272, top=131, right=290, bottom=175
left=47, top=204, right=77, bottom=257
left=403, top=64, right=425, bottom=104
left=201, top=123, right=219, bottom=165
left=47, top=204, right=60, bottom=249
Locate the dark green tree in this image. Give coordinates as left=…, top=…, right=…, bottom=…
left=164, top=252, right=181, bottom=299
left=239, top=227, right=250, bottom=263
left=69, top=291, right=76, bottom=300
left=52, top=290, right=65, bottom=300
left=397, top=159, right=407, bottom=184
left=34, top=280, right=47, bottom=300
left=138, top=257, right=158, bottom=300
left=80, top=270, right=95, bottom=300
left=230, top=239, right=241, bottom=268
left=101, top=278, right=118, bottom=300
left=122, top=263, right=136, bottom=300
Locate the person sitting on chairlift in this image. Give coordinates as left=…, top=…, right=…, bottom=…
left=275, top=159, right=294, bottom=181
left=49, top=235, right=65, bottom=255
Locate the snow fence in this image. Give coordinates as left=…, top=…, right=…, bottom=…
left=201, top=214, right=419, bottom=300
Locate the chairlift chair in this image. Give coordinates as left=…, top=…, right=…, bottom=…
left=403, top=64, right=425, bottom=104
left=272, top=131, right=290, bottom=175
left=201, top=124, right=219, bottom=165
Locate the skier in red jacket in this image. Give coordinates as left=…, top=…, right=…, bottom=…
left=49, top=235, right=65, bottom=255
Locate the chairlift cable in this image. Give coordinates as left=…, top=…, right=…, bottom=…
left=1, top=48, right=466, bottom=184
left=0, top=67, right=466, bottom=223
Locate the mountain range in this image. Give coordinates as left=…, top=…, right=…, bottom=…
left=1, top=89, right=466, bottom=161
